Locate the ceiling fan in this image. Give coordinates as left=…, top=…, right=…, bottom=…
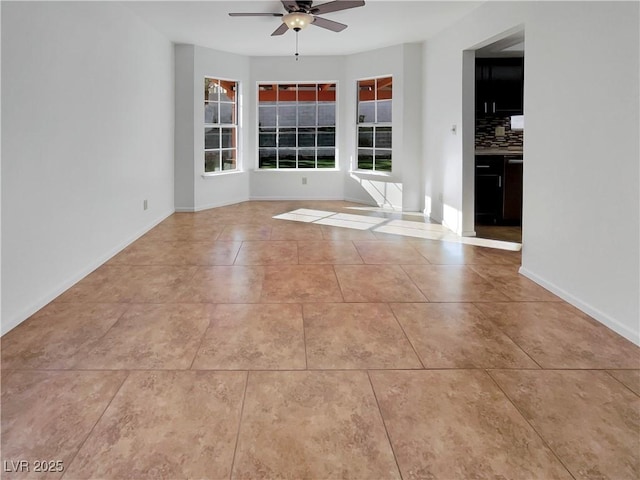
left=229, top=1, right=366, bottom=36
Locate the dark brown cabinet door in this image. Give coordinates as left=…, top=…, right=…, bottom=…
left=475, top=58, right=524, bottom=116
left=503, top=156, right=523, bottom=223
left=475, top=156, right=503, bottom=225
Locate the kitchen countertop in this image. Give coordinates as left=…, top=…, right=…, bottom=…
left=475, top=148, right=523, bottom=156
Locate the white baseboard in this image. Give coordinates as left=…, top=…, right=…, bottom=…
left=519, top=266, right=640, bottom=346
left=1, top=208, right=175, bottom=336
left=249, top=195, right=343, bottom=201
left=175, top=196, right=250, bottom=212
left=343, top=196, right=401, bottom=210
left=427, top=211, right=443, bottom=225
left=343, top=196, right=378, bottom=207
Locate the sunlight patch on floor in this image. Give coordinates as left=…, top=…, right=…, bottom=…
left=274, top=208, right=521, bottom=251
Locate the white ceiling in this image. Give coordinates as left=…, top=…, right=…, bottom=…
left=122, top=1, right=483, bottom=56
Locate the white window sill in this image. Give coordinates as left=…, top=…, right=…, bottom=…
left=201, top=170, right=244, bottom=179
left=350, top=169, right=394, bottom=177
left=252, top=168, right=341, bottom=173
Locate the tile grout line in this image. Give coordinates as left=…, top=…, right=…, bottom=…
left=188, top=308, right=215, bottom=370
left=301, top=304, right=309, bottom=370
left=398, top=264, right=432, bottom=302
left=350, top=239, right=366, bottom=264
left=471, top=302, right=544, bottom=370
left=603, top=370, right=640, bottom=398
left=484, top=369, right=577, bottom=480
left=229, top=371, right=250, bottom=480
left=60, top=370, right=131, bottom=479
left=9, top=366, right=557, bottom=373
left=76, top=306, right=133, bottom=368
left=366, top=371, right=404, bottom=480
left=330, top=265, right=346, bottom=303
left=387, top=303, right=426, bottom=369
left=231, top=241, right=244, bottom=265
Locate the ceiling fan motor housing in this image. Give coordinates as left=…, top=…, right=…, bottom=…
left=291, top=1, right=314, bottom=13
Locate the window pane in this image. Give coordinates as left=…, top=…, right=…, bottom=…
left=278, top=105, right=297, bottom=126
left=279, top=128, right=296, bottom=148
left=317, top=149, right=335, bottom=168
left=375, top=150, right=392, bottom=171
left=298, top=83, right=317, bottom=102
left=375, top=127, right=392, bottom=149
left=278, top=84, right=297, bottom=102
left=279, top=149, right=296, bottom=168
left=205, top=78, right=219, bottom=102
left=358, top=127, right=373, bottom=148
left=358, top=102, right=374, bottom=123
left=318, top=104, right=335, bottom=126
left=220, top=81, right=236, bottom=102
left=205, top=127, right=220, bottom=149
left=220, top=103, right=234, bottom=124
left=377, top=100, right=392, bottom=123
left=259, top=149, right=277, bottom=169
left=259, top=106, right=276, bottom=127
left=221, top=128, right=234, bottom=149
left=298, top=128, right=316, bottom=148
left=298, top=105, right=316, bottom=126
left=358, top=79, right=375, bottom=102
left=298, top=149, right=316, bottom=168
left=319, top=83, right=336, bottom=102
left=205, top=151, right=220, bottom=172
left=222, top=149, right=236, bottom=170
left=357, top=148, right=374, bottom=170
left=258, top=84, right=275, bottom=102
left=318, top=127, right=335, bottom=147
left=258, top=81, right=338, bottom=170
left=204, top=103, right=218, bottom=124
left=259, top=129, right=277, bottom=147
left=376, top=77, right=392, bottom=100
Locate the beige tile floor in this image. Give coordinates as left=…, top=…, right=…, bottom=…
left=2, top=200, right=639, bottom=480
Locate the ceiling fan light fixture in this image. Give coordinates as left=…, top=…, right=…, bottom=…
left=283, top=12, right=313, bottom=31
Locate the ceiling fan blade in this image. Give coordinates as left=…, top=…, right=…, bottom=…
left=229, top=12, right=283, bottom=17
left=311, top=0, right=365, bottom=15
left=281, top=1, right=301, bottom=12
left=271, top=22, right=290, bottom=36
left=311, top=16, right=348, bottom=32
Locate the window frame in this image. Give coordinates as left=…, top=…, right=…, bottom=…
left=204, top=76, right=240, bottom=175
left=355, top=75, right=393, bottom=173
left=256, top=81, right=339, bottom=171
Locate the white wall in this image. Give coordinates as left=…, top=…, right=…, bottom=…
left=174, top=44, right=424, bottom=210
left=423, top=1, right=640, bottom=343
left=174, top=45, right=196, bottom=210
left=194, top=46, right=251, bottom=210
left=344, top=44, right=423, bottom=210
left=174, top=45, right=251, bottom=211
left=1, top=2, right=175, bottom=334
left=249, top=55, right=346, bottom=201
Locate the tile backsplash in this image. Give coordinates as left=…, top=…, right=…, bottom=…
left=476, top=116, right=523, bottom=149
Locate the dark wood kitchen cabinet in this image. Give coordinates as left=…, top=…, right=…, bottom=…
left=476, top=58, right=524, bottom=116
left=475, top=155, right=504, bottom=225
left=475, top=154, right=523, bottom=225
left=502, top=155, right=523, bottom=223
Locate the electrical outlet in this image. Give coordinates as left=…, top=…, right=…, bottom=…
left=302, top=177, right=307, bottom=185
left=143, top=199, right=148, bottom=210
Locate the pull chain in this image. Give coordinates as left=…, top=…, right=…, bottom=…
left=295, top=30, right=299, bottom=61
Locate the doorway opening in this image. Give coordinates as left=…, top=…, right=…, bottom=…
left=463, top=28, right=525, bottom=245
